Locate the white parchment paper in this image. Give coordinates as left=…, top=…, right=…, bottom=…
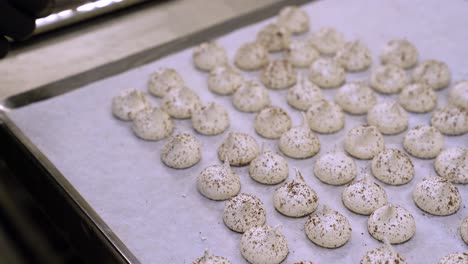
left=7, top=0, right=468, bottom=263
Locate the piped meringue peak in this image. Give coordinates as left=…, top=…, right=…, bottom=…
left=240, top=225, right=289, bottom=264
left=308, top=58, right=345, bottom=88
left=193, top=41, right=228, bottom=72
left=370, top=64, right=409, bottom=94
left=344, top=125, right=384, bottom=160
left=112, top=89, right=151, bottom=121
left=277, top=6, right=309, bottom=34
left=306, top=99, right=345, bottom=134
left=434, top=147, right=468, bottom=184
left=412, top=59, right=451, bottom=90
left=335, top=40, right=372, bottom=72
left=234, top=42, right=269, bottom=71
left=360, top=238, right=407, bottom=264
left=254, top=106, right=292, bottom=139
left=161, top=133, right=202, bottom=169
left=207, top=65, right=244, bottom=95
left=232, top=80, right=270, bottom=113
left=371, top=148, right=414, bottom=185
left=398, top=83, right=437, bottom=113
left=197, top=160, right=241, bottom=201
left=217, top=132, right=259, bottom=166
left=335, top=81, right=376, bottom=115
left=132, top=107, right=174, bottom=141
left=256, top=23, right=291, bottom=52
left=309, top=27, right=345, bottom=55
left=342, top=174, right=388, bottom=215
left=223, top=193, right=266, bottom=233
left=368, top=204, right=416, bottom=244
left=314, top=151, right=357, bottom=185
left=287, top=73, right=323, bottom=111
left=147, top=68, right=184, bottom=97
left=279, top=114, right=320, bottom=159
left=403, top=125, right=444, bottom=159
left=160, top=86, right=201, bottom=119
left=191, top=102, right=230, bottom=136
left=249, top=145, right=289, bottom=185
left=413, top=176, right=461, bottom=216
left=367, top=101, right=409, bottom=135
left=380, top=39, right=418, bottom=69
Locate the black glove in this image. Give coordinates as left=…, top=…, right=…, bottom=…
left=0, top=0, right=55, bottom=58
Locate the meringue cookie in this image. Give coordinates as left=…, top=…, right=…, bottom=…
left=413, top=176, right=461, bottom=216
left=403, top=126, right=444, bottom=159
left=249, top=147, right=289, bottom=185
left=255, top=106, right=292, bottom=139
left=287, top=74, right=323, bottom=111
left=461, top=217, right=468, bottom=244
left=112, top=89, right=151, bottom=121
left=431, top=104, right=468, bottom=135
left=197, top=160, right=241, bottom=201
left=193, top=249, right=232, bottom=264
left=344, top=125, right=385, bottom=160
left=223, top=193, right=266, bottom=233
left=192, top=102, right=230, bottom=135
left=342, top=174, right=388, bottom=215
left=360, top=238, right=407, bottom=264
left=274, top=169, right=319, bottom=217
left=306, top=99, right=345, bottom=133
left=434, top=147, right=468, bottom=184
left=438, top=253, right=468, bottom=264
left=256, top=23, right=291, bottom=52
left=285, top=40, right=319, bottom=68
left=218, top=132, right=259, bottom=166
left=207, top=66, right=244, bottom=95
left=161, top=133, right=202, bottom=169
left=240, top=225, right=288, bottom=264
left=193, top=41, right=228, bottom=72
left=309, top=58, right=346, bottom=88
left=335, top=40, right=372, bottom=72
left=367, top=101, right=409, bottom=135
left=132, top=108, right=174, bottom=141
left=234, top=42, right=269, bottom=71
left=261, top=59, right=297, bottom=89
left=371, top=149, right=414, bottom=185
left=380, top=39, right=418, bottom=69
left=309, top=27, right=345, bottom=55
left=314, top=152, right=357, bottom=185
left=161, top=87, right=201, bottom=119
left=277, top=6, right=309, bottom=34
left=370, top=64, right=409, bottom=94
left=232, top=80, right=270, bottom=113
left=449, top=81, right=468, bottom=109
left=147, top=68, right=185, bottom=97
left=413, top=60, right=451, bottom=90
left=335, top=82, right=377, bottom=115
left=398, top=83, right=438, bottom=113
left=278, top=117, right=321, bottom=159
left=304, top=205, right=352, bottom=248
left=368, top=205, right=416, bottom=244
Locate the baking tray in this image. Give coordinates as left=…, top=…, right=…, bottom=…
left=1, top=0, right=467, bottom=263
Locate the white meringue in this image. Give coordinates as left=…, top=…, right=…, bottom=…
left=438, top=252, right=468, bottom=264
left=412, top=59, right=451, bottom=90
left=309, top=27, right=345, bottom=55
left=112, top=89, right=151, bottom=121
left=197, top=160, right=241, bottom=201
left=306, top=99, right=345, bottom=134
left=403, top=125, right=444, bottom=159
left=368, top=205, right=416, bottom=244
left=344, top=125, right=385, bottom=160
left=193, top=249, right=232, bottom=264
left=370, top=64, right=409, bottom=94
left=413, top=176, right=461, bottom=216
left=398, top=83, right=438, bottom=113
left=161, top=133, right=202, bottom=169
left=223, top=193, right=266, bottom=233
left=367, top=101, right=409, bottom=135
left=256, top=23, right=291, bottom=52
left=431, top=104, right=468, bottom=136
left=147, top=68, right=184, bottom=97
left=232, top=80, right=270, bottom=113
left=261, top=59, right=297, bottom=89
left=278, top=117, right=321, bottom=159
left=192, top=102, right=230, bottom=136
left=461, top=217, right=468, bottom=245
left=207, top=66, right=244, bottom=95
left=160, top=86, right=201, bottom=119
left=314, top=152, right=357, bottom=185
left=193, top=41, right=228, bottom=72
left=335, top=81, right=377, bottom=115
left=449, top=81, right=468, bottom=109
left=132, top=108, right=174, bottom=141
left=304, top=205, right=352, bottom=248
left=240, top=225, right=289, bottom=264
left=371, top=149, right=414, bottom=185
left=278, top=6, right=309, bottom=34
left=335, top=40, right=372, bottom=72
left=234, top=42, right=269, bottom=71
left=434, top=147, right=468, bottom=184
left=217, top=132, right=259, bottom=166
left=309, top=58, right=346, bottom=88
left=360, top=238, right=407, bottom=264
left=380, top=39, right=418, bottom=69
left=287, top=74, right=323, bottom=111
left=285, top=39, right=319, bottom=68
left=249, top=147, right=289, bottom=185
left=255, top=106, right=292, bottom=139
left=342, top=174, right=388, bottom=215
left=274, top=168, right=319, bottom=217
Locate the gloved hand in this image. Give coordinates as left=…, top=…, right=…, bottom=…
left=0, top=0, right=55, bottom=58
